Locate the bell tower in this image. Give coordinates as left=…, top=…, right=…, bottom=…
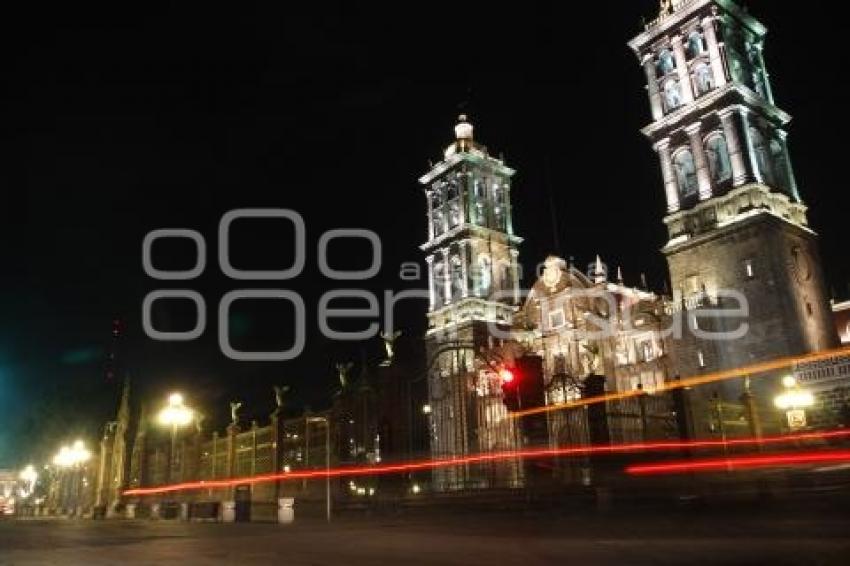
left=419, top=115, right=523, bottom=490
left=629, top=1, right=838, bottom=381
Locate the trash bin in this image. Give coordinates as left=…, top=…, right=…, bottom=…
left=278, top=498, right=295, bottom=524
left=92, top=505, right=107, bottom=520
left=126, top=503, right=137, bottom=519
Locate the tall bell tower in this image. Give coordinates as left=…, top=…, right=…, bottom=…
left=628, top=1, right=837, bottom=383
left=419, top=115, right=523, bottom=490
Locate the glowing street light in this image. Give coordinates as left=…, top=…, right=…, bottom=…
left=19, top=464, right=38, bottom=499
left=774, top=375, right=815, bottom=430
left=158, top=392, right=194, bottom=484
left=158, top=393, right=194, bottom=428
left=52, top=440, right=91, bottom=516
left=53, top=440, right=92, bottom=468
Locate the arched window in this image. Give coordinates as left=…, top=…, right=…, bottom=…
left=686, top=31, right=706, bottom=58
left=446, top=180, right=459, bottom=201
left=770, top=139, right=790, bottom=191
left=749, top=127, right=774, bottom=185
left=673, top=149, right=698, bottom=198
left=474, top=179, right=486, bottom=199
left=448, top=202, right=461, bottom=228
left=498, top=260, right=512, bottom=294
left=705, top=134, right=732, bottom=184
left=657, top=49, right=675, bottom=75
left=694, top=63, right=714, bottom=95
left=477, top=255, right=492, bottom=297
left=432, top=213, right=444, bottom=237
left=450, top=256, right=464, bottom=300
left=663, top=80, right=683, bottom=112
left=434, top=261, right=447, bottom=304
left=431, top=188, right=443, bottom=208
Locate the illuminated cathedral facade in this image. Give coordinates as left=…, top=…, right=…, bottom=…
left=419, top=0, right=839, bottom=489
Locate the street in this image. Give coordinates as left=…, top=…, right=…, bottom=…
left=2, top=505, right=849, bottom=565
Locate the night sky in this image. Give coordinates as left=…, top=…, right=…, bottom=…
left=1, top=1, right=846, bottom=465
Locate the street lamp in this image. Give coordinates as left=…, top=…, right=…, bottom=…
left=53, top=440, right=91, bottom=515
left=158, top=392, right=194, bottom=485
left=19, top=464, right=38, bottom=499
left=774, top=376, right=815, bottom=431
left=306, top=416, right=331, bottom=523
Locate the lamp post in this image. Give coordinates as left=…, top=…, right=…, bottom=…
left=52, top=440, right=91, bottom=516
left=19, top=464, right=38, bottom=499
left=307, top=416, right=331, bottom=523
left=157, top=393, right=194, bottom=485
left=774, top=376, right=815, bottom=431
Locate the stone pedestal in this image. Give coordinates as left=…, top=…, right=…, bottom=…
left=277, top=498, right=295, bottom=524
left=221, top=501, right=236, bottom=523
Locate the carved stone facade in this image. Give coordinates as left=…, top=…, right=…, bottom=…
left=629, top=0, right=839, bottom=431
left=420, top=116, right=523, bottom=490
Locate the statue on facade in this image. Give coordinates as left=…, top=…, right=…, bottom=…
left=229, top=401, right=242, bottom=426
left=581, top=344, right=602, bottom=376
left=194, top=413, right=205, bottom=434
left=273, top=385, right=290, bottom=410
left=659, top=0, right=672, bottom=16
left=380, top=330, right=402, bottom=366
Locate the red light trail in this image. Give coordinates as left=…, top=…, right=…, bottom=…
left=625, top=450, right=850, bottom=475
left=123, top=429, right=850, bottom=496
left=509, top=345, right=850, bottom=419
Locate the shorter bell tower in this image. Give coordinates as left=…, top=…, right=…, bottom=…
left=419, top=116, right=523, bottom=490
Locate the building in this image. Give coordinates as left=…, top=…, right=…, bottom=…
left=833, top=300, right=850, bottom=345
left=419, top=115, right=524, bottom=490
left=628, top=0, right=839, bottom=431
left=95, top=378, right=131, bottom=516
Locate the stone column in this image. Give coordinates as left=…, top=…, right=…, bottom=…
left=654, top=137, right=680, bottom=213
left=225, top=423, right=239, bottom=505
left=738, top=107, right=763, bottom=183
left=210, top=431, right=219, bottom=478
left=753, top=43, right=774, bottom=104
left=249, top=421, right=258, bottom=478
left=226, top=424, right=239, bottom=478
left=458, top=240, right=469, bottom=298
left=95, top=427, right=112, bottom=507
left=642, top=53, right=664, bottom=121
left=776, top=130, right=801, bottom=202
left=425, top=254, right=436, bottom=311
left=459, top=171, right=471, bottom=225
left=441, top=247, right=452, bottom=305
left=686, top=123, right=712, bottom=200
left=426, top=189, right=435, bottom=241
left=702, top=16, right=728, bottom=89
left=671, top=35, right=694, bottom=104
left=510, top=249, right=521, bottom=305
left=718, top=107, right=748, bottom=186
left=503, top=183, right=515, bottom=236
left=270, top=409, right=283, bottom=502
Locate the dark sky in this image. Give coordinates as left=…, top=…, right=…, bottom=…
left=0, top=1, right=846, bottom=465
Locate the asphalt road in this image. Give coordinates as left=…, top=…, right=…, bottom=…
left=1, top=508, right=849, bottom=566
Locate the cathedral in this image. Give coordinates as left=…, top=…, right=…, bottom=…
left=419, top=0, right=840, bottom=490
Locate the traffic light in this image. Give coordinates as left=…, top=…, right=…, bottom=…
left=499, top=355, right=545, bottom=412
left=501, top=368, right=521, bottom=412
